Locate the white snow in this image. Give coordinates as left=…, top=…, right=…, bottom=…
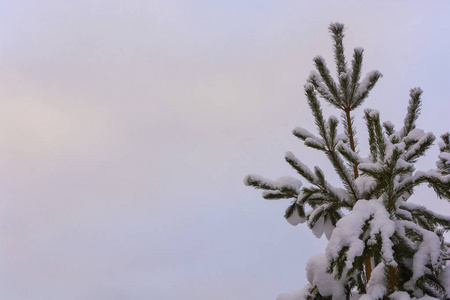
left=306, top=254, right=346, bottom=298
left=292, top=127, right=319, bottom=140
left=385, top=143, right=405, bottom=162
left=286, top=211, right=305, bottom=226
left=336, top=133, right=348, bottom=143
left=401, top=220, right=442, bottom=290
left=304, top=82, right=314, bottom=90
left=438, top=152, right=450, bottom=163
left=329, top=114, right=339, bottom=123
left=404, top=128, right=425, bottom=142
left=384, top=120, right=395, bottom=128
left=273, top=176, right=303, bottom=193
left=440, top=266, right=450, bottom=299
left=326, top=200, right=396, bottom=270
left=307, top=206, right=326, bottom=238
left=354, top=176, right=376, bottom=193
left=359, top=263, right=387, bottom=300
left=356, top=71, right=380, bottom=98
left=364, top=108, right=379, bottom=118
left=286, top=193, right=306, bottom=226
left=244, top=174, right=302, bottom=193
left=410, top=87, right=423, bottom=95
left=304, top=137, right=326, bottom=149
left=358, top=161, right=383, bottom=173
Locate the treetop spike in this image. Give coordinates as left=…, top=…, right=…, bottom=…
left=329, top=22, right=345, bottom=35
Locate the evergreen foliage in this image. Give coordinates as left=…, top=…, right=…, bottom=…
left=245, top=23, right=450, bottom=300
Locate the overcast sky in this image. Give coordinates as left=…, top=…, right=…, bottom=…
left=1, top=1, right=450, bottom=299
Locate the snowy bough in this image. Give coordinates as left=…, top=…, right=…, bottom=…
left=245, top=23, right=450, bottom=300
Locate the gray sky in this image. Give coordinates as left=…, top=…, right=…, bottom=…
left=0, top=1, right=450, bottom=299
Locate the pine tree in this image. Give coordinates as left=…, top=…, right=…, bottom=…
left=245, top=23, right=450, bottom=300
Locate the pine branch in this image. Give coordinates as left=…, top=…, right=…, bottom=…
left=338, top=71, right=351, bottom=109
left=285, top=151, right=318, bottom=184
left=305, top=83, right=360, bottom=202
left=292, top=126, right=322, bottom=142
left=404, top=132, right=435, bottom=163
left=437, top=132, right=450, bottom=175
left=401, top=87, right=423, bottom=138
left=410, top=171, right=450, bottom=199
left=349, top=47, right=364, bottom=103
left=384, top=146, right=410, bottom=212
left=364, top=109, right=379, bottom=161
left=439, top=133, right=450, bottom=152
left=305, top=84, right=328, bottom=139
left=424, top=276, right=446, bottom=299
left=373, top=112, right=387, bottom=160
left=400, top=202, right=450, bottom=230
left=285, top=202, right=305, bottom=220
left=326, top=115, right=339, bottom=148
left=352, top=70, right=382, bottom=109
left=344, top=109, right=360, bottom=178
left=325, top=149, right=359, bottom=203
left=341, top=112, right=358, bottom=151
left=336, top=140, right=363, bottom=166
left=383, top=121, right=395, bottom=137
left=293, top=163, right=353, bottom=207
left=364, top=109, right=386, bottom=161
left=244, top=174, right=301, bottom=198
left=309, top=62, right=341, bottom=108
left=262, top=191, right=296, bottom=200
left=329, top=22, right=347, bottom=77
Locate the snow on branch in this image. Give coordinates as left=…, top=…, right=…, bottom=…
left=285, top=151, right=317, bottom=184
left=353, top=70, right=382, bottom=109
left=401, top=220, right=442, bottom=291
left=326, top=200, right=396, bottom=276
left=244, top=174, right=302, bottom=199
